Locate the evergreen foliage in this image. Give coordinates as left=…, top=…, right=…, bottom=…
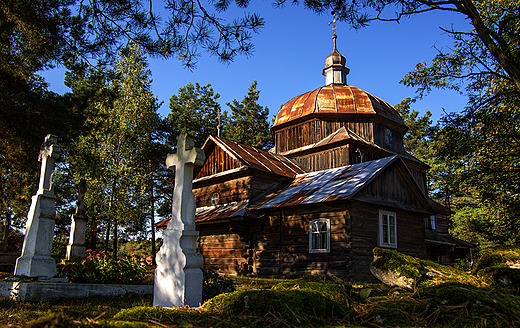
left=223, top=81, right=272, bottom=150
left=166, top=82, right=222, bottom=148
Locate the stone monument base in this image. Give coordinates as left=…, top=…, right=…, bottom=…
left=14, top=255, right=56, bottom=278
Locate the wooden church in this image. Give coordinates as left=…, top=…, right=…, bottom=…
left=157, top=35, right=474, bottom=281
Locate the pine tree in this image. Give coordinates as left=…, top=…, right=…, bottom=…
left=166, top=83, right=222, bottom=148
left=223, top=81, right=272, bottom=150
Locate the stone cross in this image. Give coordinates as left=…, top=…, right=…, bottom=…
left=15, top=134, right=61, bottom=278
left=66, top=179, right=88, bottom=260
left=154, top=134, right=206, bottom=308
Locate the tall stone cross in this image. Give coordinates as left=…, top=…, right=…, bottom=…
left=15, top=134, right=61, bottom=278
left=154, top=134, right=206, bottom=308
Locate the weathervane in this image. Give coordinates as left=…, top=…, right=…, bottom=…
left=328, top=11, right=338, bottom=35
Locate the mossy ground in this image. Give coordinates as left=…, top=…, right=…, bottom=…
left=4, top=248, right=520, bottom=327
left=471, top=246, right=520, bottom=286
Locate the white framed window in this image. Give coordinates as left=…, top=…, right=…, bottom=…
left=379, top=210, right=397, bottom=248
left=309, top=218, right=330, bottom=253
left=430, top=215, right=436, bottom=230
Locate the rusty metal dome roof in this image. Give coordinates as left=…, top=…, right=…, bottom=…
left=273, top=85, right=406, bottom=127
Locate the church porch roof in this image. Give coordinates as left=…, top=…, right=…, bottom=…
left=254, top=155, right=398, bottom=209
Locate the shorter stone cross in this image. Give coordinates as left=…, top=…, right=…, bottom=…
left=154, top=134, right=206, bottom=308
left=66, top=179, right=88, bottom=260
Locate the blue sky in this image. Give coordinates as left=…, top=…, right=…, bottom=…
left=42, top=2, right=471, bottom=125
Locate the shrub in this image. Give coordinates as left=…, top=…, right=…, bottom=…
left=203, top=277, right=352, bottom=325
left=63, top=249, right=153, bottom=284
left=202, top=269, right=235, bottom=301
left=372, top=247, right=423, bottom=280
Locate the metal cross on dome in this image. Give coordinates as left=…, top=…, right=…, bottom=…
left=328, top=11, right=338, bottom=35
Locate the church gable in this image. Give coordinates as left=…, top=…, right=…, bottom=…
left=195, top=137, right=243, bottom=179
left=352, top=158, right=432, bottom=213
left=195, top=135, right=305, bottom=180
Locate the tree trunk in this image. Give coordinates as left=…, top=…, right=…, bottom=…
left=150, top=180, right=156, bottom=266
left=148, top=159, right=157, bottom=266
left=104, top=219, right=111, bottom=251
left=105, top=179, right=117, bottom=252
left=112, top=218, right=118, bottom=258
left=89, top=217, right=97, bottom=251
left=2, top=212, right=10, bottom=252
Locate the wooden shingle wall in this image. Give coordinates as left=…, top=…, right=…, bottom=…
left=349, top=202, right=426, bottom=282
left=195, top=145, right=240, bottom=179
left=254, top=203, right=352, bottom=279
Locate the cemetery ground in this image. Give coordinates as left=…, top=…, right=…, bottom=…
left=2, top=247, right=520, bottom=328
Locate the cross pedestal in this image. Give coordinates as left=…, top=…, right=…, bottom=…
left=15, top=135, right=61, bottom=278
left=154, top=134, right=205, bottom=308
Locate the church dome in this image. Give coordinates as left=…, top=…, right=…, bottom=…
left=273, top=85, right=406, bottom=127
left=273, top=34, right=405, bottom=129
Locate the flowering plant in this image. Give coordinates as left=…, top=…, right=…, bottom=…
left=63, top=249, right=153, bottom=284
left=6, top=230, right=24, bottom=252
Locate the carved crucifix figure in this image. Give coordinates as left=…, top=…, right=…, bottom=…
left=15, top=134, right=61, bottom=278
left=154, top=134, right=206, bottom=308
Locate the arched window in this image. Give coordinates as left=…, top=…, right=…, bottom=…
left=309, top=218, right=330, bottom=253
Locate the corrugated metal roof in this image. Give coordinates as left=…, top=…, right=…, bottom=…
left=195, top=201, right=256, bottom=223
left=154, top=201, right=256, bottom=228
left=273, top=85, right=406, bottom=128
left=206, top=136, right=307, bottom=178
left=256, top=156, right=398, bottom=209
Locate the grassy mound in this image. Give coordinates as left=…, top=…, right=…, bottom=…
left=359, top=282, right=520, bottom=327
left=202, top=288, right=350, bottom=321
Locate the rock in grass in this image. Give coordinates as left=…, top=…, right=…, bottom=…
left=370, top=248, right=484, bottom=289
left=370, top=248, right=423, bottom=290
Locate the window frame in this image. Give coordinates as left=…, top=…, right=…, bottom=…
left=430, top=215, right=436, bottom=230
left=309, top=218, right=330, bottom=253
left=379, top=210, right=397, bottom=248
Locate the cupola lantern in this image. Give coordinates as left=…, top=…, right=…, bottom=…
left=322, top=34, right=350, bottom=85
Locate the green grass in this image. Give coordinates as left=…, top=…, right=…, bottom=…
left=2, top=266, right=520, bottom=327
left=0, top=294, right=152, bottom=327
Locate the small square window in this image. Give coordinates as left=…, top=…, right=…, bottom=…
left=309, top=219, right=330, bottom=253
left=379, top=210, right=397, bottom=248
